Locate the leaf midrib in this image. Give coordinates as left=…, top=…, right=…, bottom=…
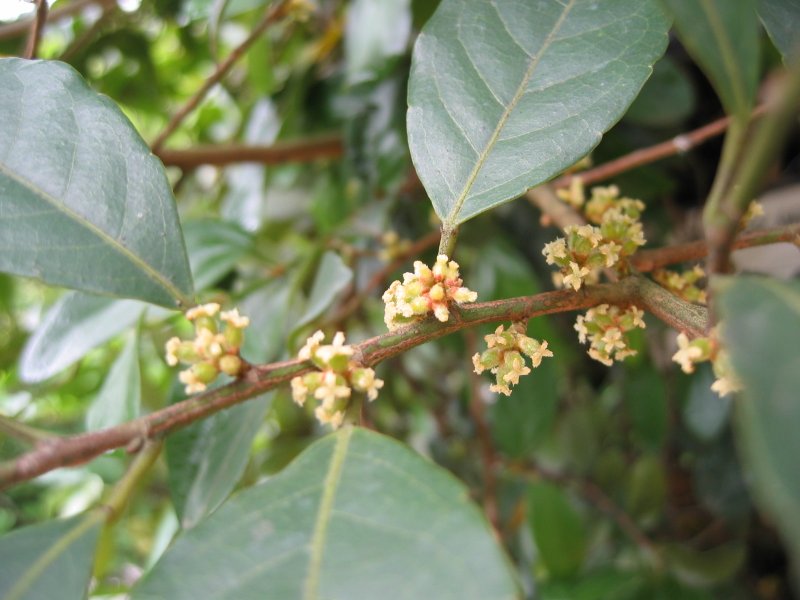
left=445, top=0, right=576, bottom=226
left=0, top=159, right=192, bottom=307
left=303, top=427, right=353, bottom=600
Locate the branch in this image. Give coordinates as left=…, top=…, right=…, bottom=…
left=23, top=0, right=48, bottom=59
left=1, top=276, right=697, bottom=489
left=631, top=223, right=800, bottom=272
left=155, top=136, right=344, bottom=169
left=150, top=0, right=290, bottom=152
left=553, top=105, right=767, bottom=190
left=0, top=0, right=103, bottom=41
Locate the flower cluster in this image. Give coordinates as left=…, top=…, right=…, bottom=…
left=290, top=331, right=384, bottom=428
left=165, top=303, right=250, bottom=394
left=653, top=265, right=707, bottom=304
left=574, top=304, right=645, bottom=366
left=544, top=185, right=646, bottom=291
left=472, top=323, right=553, bottom=396
left=382, top=254, right=478, bottom=331
left=672, top=331, right=742, bottom=397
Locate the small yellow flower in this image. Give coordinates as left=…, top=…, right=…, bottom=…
left=186, top=302, right=220, bottom=320
left=672, top=333, right=704, bottom=374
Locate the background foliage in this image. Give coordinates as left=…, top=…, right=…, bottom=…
left=0, top=0, right=799, bottom=598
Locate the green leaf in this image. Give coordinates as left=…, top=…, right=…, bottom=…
left=345, top=0, right=412, bottom=85
left=293, top=251, right=353, bottom=331
left=625, top=55, right=696, bottom=127
left=527, top=481, right=587, bottom=579
left=664, top=542, right=746, bottom=588
left=624, top=454, right=666, bottom=524
left=624, top=367, right=668, bottom=451
left=167, top=390, right=271, bottom=529
left=136, top=428, right=518, bottom=599
left=183, top=219, right=253, bottom=291
left=407, top=0, right=670, bottom=226
left=758, top=0, right=800, bottom=62
left=0, top=59, right=194, bottom=308
left=662, top=0, right=759, bottom=117
left=539, top=569, right=644, bottom=600
left=0, top=512, right=103, bottom=600
left=18, top=291, right=148, bottom=383
left=717, top=276, right=800, bottom=575
left=85, top=331, right=141, bottom=431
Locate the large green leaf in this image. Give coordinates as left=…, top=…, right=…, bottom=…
left=183, top=219, right=253, bottom=291
left=85, top=331, right=141, bottom=431
left=136, top=428, right=518, bottom=599
left=407, top=0, right=670, bottom=226
left=18, top=291, right=148, bottom=383
left=758, top=0, right=800, bottom=62
left=717, top=276, right=800, bottom=576
left=0, top=59, right=194, bottom=308
left=0, top=512, right=103, bottom=600
left=527, top=482, right=587, bottom=579
left=663, top=0, right=759, bottom=117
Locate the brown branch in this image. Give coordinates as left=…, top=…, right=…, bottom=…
left=150, top=0, right=290, bottom=152
left=526, top=185, right=585, bottom=229
left=0, top=0, right=102, bottom=41
left=508, top=460, right=663, bottom=566
left=631, top=223, right=800, bottom=272
left=23, top=0, right=48, bottom=59
left=553, top=105, right=768, bottom=190
left=1, top=276, right=693, bottom=489
left=155, top=136, right=344, bottom=170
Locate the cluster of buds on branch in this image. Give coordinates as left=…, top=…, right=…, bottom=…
left=291, top=331, right=384, bottom=428
left=544, top=185, right=646, bottom=290
left=653, top=265, right=707, bottom=304
left=382, top=254, right=478, bottom=330
left=472, top=323, right=553, bottom=395
left=574, top=304, right=646, bottom=366
left=672, top=330, right=743, bottom=397
left=165, top=303, right=250, bottom=394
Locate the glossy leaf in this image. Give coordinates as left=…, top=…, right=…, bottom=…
left=18, top=291, right=147, bottom=383
left=294, top=251, right=353, bottom=330
left=663, top=0, right=759, bottom=117
left=528, top=482, right=587, bottom=579
left=85, top=331, right=141, bottom=431
left=717, top=276, right=800, bottom=575
left=758, top=0, right=800, bottom=62
left=0, top=512, right=103, bottom=600
left=407, top=0, right=670, bottom=225
left=345, top=0, right=412, bottom=84
left=0, top=58, right=194, bottom=308
left=136, top=428, right=517, bottom=599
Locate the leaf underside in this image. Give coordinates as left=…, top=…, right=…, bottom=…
left=407, top=0, right=670, bottom=226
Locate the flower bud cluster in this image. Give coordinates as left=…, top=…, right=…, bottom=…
left=382, top=254, right=478, bottom=331
left=653, top=265, right=707, bottom=304
left=574, top=304, right=645, bottom=366
left=472, top=323, right=553, bottom=396
left=290, top=331, right=384, bottom=429
left=544, top=185, right=646, bottom=291
left=672, top=331, right=742, bottom=397
left=165, top=303, right=250, bottom=394
left=378, top=230, right=412, bottom=262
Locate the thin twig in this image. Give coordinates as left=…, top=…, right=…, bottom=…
left=0, top=415, right=57, bottom=446
left=465, top=330, right=500, bottom=532
left=0, top=0, right=100, bottom=41
left=23, top=0, right=49, bottom=59
left=527, top=185, right=585, bottom=229
left=553, top=105, right=768, bottom=190
left=100, top=440, right=163, bottom=522
left=150, top=0, right=290, bottom=152
left=0, top=276, right=698, bottom=489
left=155, top=136, right=344, bottom=169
